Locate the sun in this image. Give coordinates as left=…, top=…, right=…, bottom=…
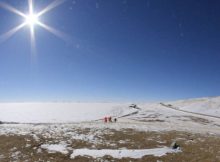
left=25, top=13, right=39, bottom=27
left=0, top=0, right=68, bottom=55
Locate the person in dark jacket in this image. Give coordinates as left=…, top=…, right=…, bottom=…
left=108, top=116, right=112, bottom=122
left=104, top=117, right=108, bottom=123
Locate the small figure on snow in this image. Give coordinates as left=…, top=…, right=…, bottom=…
left=108, top=116, right=112, bottom=122
left=114, top=118, right=117, bottom=122
left=104, top=117, right=108, bottom=123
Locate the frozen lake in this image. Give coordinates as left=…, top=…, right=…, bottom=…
left=0, top=103, right=126, bottom=123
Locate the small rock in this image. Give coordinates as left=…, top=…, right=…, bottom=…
left=170, top=141, right=179, bottom=149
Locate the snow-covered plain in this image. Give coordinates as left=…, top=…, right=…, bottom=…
left=0, top=102, right=134, bottom=123
left=0, top=96, right=220, bottom=135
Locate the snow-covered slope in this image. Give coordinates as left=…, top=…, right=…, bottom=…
left=117, top=97, right=220, bottom=134
left=124, top=96, right=220, bottom=125
left=166, top=96, right=220, bottom=117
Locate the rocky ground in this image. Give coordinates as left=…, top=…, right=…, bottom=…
left=0, top=124, right=220, bottom=162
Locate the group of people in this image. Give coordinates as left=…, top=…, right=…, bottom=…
left=104, top=116, right=117, bottom=123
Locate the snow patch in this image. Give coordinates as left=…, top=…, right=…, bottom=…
left=70, top=147, right=180, bottom=159
left=41, top=143, right=68, bottom=154
left=0, top=154, right=4, bottom=159
left=10, top=151, right=21, bottom=160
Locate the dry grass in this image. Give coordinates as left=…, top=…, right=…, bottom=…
left=0, top=128, right=220, bottom=162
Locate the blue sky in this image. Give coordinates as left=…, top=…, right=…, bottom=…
left=0, top=0, right=220, bottom=102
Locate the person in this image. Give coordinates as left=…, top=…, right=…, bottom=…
left=104, top=117, right=107, bottom=123
left=114, top=118, right=117, bottom=122
left=108, top=116, right=112, bottom=122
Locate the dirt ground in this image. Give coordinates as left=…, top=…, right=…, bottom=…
left=0, top=128, right=220, bottom=162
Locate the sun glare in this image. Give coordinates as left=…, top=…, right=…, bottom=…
left=25, top=14, right=39, bottom=27
left=0, top=0, right=68, bottom=55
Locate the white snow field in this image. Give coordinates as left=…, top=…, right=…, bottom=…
left=0, top=102, right=134, bottom=123
left=0, top=96, right=219, bottom=135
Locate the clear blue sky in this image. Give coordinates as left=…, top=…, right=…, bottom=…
left=0, top=0, right=220, bottom=102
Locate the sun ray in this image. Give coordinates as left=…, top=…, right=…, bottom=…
left=0, top=23, right=26, bottom=43
left=28, top=0, right=34, bottom=14
left=37, top=21, right=70, bottom=42
left=37, top=0, right=66, bottom=17
left=0, top=2, right=26, bottom=18
left=30, top=24, right=36, bottom=56
left=27, top=0, right=37, bottom=58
